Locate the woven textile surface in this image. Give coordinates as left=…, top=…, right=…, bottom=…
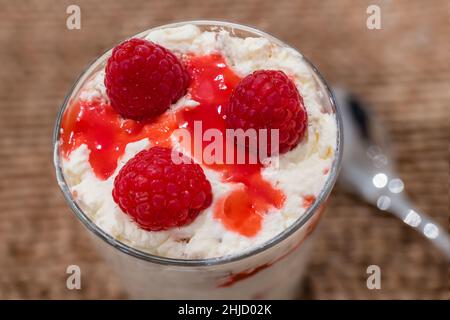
left=0, top=0, right=448, bottom=299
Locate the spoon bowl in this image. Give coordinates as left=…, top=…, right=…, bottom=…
left=333, top=87, right=450, bottom=261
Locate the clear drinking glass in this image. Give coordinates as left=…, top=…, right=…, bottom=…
left=53, top=21, right=343, bottom=299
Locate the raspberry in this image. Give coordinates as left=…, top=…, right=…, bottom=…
left=112, top=147, right=212, bottom=231
left=225, top=70, right=308, bottom=155
left=105, top=38, right=189, bottom=120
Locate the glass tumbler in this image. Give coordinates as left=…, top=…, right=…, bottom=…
left=53, top=20, right=343, bottom=299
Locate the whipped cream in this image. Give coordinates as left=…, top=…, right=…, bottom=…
left=62, top=24, right=337, bottom=259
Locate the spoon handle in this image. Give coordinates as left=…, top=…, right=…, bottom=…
left=387, top=195, right=450, bottom=261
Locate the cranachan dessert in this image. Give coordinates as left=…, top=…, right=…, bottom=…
left=59, top=24, right=337, bottom=261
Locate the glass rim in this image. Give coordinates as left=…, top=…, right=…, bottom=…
left=53, top=20, right=344, bottom=267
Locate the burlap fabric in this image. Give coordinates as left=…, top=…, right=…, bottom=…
left=0, top=0, right=448, bottom=299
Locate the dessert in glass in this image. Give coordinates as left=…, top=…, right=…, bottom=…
left=53, top=21, right=342, bottom=299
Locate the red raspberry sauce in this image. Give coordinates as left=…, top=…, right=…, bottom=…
left=180, top=54, right=285, bottom=237
left=60, top=99, right=177, bottom=179
left=60, top=53, right=285, bottom=237
left=302, top=195, right=316, bottom=209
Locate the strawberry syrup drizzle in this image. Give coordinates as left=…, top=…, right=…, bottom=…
left=60, top=53, right=285, bottom=237
left=302, top=195, right=316, bottom=209
left=180, top=54, right=285, bottom=237
left=60, top=99, right=176, bottom=179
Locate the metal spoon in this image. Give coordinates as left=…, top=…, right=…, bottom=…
left=332, top=87, right=450, bottom=261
